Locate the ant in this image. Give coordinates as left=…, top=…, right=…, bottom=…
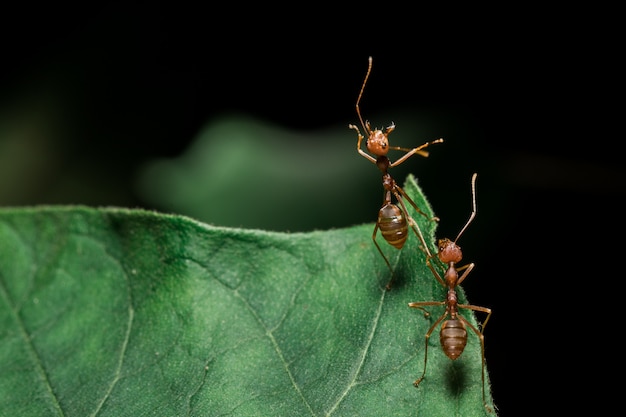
left=408, top=173, right=493, bottom=413
left=348, top=56, right=443, bottom=289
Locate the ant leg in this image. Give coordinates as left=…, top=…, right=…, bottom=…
left=393, top=190, right=435, bottom=260
left=425, top=256, right=446, bottom=287
left=348, top=123, right=361, bottom=137
left=407, top=216, right=431, bottom=259
left=459, top=304, right=492, bottom=333
left=350, top=125, right=378, bottom=164
left=371, top=224, right=396, bottom=289
left=458, top=311, right=492, bottom=413
left=455, top=262, right=475, bottom=286
left=396, top=185, right=439, bottom=222
left=407, top=307, right=447, bottom=387
left=389, top=138, right=444, bottom=167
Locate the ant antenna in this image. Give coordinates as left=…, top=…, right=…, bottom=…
left=454, top=173, right=478, bottom=244
left=354, top=56, right=373, bottom=134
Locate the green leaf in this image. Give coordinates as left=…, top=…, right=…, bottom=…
left=0, top=175, right=495, bottom=416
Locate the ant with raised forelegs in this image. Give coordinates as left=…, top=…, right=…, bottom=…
left=348, top=56, right=443, bottom=289
left=408, top=173, right=493, bottom=413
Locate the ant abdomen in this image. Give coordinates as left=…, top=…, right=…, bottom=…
left=440, top=319, right=468, bottom=360
left=378, top=203, right=408, bottom=249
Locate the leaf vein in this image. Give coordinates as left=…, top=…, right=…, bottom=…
left=325, top=280, right=388, bottom=415
left=90, top=304, right=134, bottom=416
left=233, top=289, right=317, bottom=416
left=91, top=246, right=135, bottom=417
left=0, top=272, right=66, bottom=416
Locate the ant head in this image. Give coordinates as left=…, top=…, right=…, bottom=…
left=367, top=129, right=389, bottom=156
left=437, top=238, right=463, bottom=264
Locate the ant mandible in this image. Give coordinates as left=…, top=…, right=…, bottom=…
left=348, top=56, right=443, bottom=289
left=408, top=173, right=493, bottom=413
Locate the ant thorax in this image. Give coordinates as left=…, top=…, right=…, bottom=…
left=444, top=265, right=460, bottom=287
left=376, top=156, right=391, bottom=174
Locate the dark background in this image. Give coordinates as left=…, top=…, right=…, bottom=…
left=1, top=3, right=621, bottom=415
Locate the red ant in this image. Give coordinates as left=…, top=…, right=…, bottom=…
left=348, top=56, right=443, bottom=289
left=408, top=173, right=493, bottom=412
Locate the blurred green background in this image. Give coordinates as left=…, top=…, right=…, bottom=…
left=1, top=3, right=620, bottom=415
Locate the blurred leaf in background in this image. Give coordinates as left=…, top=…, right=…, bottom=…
left=133, top=112, right=469, bottom=233
left=135, top=114, right=364, bottom=231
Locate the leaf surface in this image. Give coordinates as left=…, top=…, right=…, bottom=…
left=0, top=175, right=495, bottom=416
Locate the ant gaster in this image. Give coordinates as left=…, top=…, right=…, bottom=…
left=348, top=56, right=443, bottom=289
left=408, top=173, right=493, bottom=413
